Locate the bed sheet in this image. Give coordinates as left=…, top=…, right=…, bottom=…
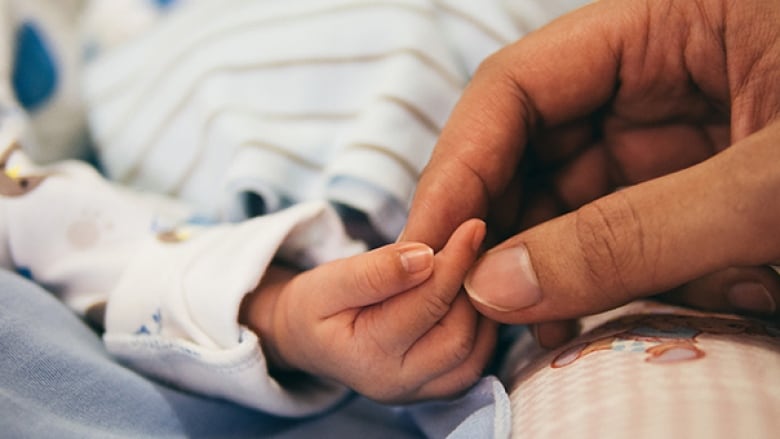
left=0, top=269, right=510, bottom=439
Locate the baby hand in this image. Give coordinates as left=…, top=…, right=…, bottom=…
left=242, top=219, right=497, bottom=403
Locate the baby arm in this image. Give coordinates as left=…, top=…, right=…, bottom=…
left=240, top=219, right=498, bottom=403
left=0, top=144, right=366, bottom=415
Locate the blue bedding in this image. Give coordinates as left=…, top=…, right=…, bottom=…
left=0, top=269, right=509, bottom=438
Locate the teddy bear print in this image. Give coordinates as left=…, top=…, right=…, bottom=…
left=551, top=313, right=780, bottom=368
left=66, top=209, right=115, bottom=251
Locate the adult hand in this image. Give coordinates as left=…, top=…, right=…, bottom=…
left=402, top=0, right=780, bottom=343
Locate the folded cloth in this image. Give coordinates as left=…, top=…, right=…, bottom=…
left=81, top=0, right=585, bottom=241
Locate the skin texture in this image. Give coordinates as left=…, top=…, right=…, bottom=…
left=240, top=219, right=498, bottom=403
left=401, top=0, right=780, bottom=341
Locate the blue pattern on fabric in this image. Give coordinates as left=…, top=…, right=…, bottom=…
left=152, top=0, right=177, bottom=9
left=16, top=267, right=33, bottom=281
left=185, top=214, right=218, bottom=226
left=135, top=309, right=163, bottom=335
left=12, top=21, right=59, bottom=112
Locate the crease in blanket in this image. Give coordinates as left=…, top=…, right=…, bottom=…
left=406, top=375, right=511, bottom=439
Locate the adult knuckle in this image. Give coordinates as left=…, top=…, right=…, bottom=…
left=477, top=49, right=538, bottom=121
left=574, top=192, right=654, bottom=299
left=473, top=50, right=504, bottom=78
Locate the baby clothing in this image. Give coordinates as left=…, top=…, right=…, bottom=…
left=6, top=0, right=588, bottom=240
left=80, top=0, right=533, bottom=241
left=0, top=143, right=364, bottom=415
left=1, top=0, right=590, bottom=417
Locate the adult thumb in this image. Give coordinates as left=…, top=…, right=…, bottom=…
left=464, top=123, right=780, bottom=324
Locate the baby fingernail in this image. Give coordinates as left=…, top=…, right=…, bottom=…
left=471, top=220, right=487, bottom=252
left=727, top=282, right=777, bottom=314
left=464, top=244, right=541, bottom=311
left=400, top=244, right=434, bottom=274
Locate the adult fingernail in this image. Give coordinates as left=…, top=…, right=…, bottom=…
left=400, top=244, right=434, bottom=274
left=465, top=245, right=541, bottom=311
left=726, top=282, right=777, bottom=314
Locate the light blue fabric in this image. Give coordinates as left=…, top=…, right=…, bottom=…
left=0, top=270, right=508, bottom=438
left=408, top=377, right=511, bottom=439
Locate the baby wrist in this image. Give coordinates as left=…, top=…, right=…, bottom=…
left=238, top=265, right=298, bottom=372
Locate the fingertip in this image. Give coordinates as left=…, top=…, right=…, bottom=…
left=399, top=242, right=434, bottom=275
left=662, top=266, right=780, bottom=318
left=533, top=320, right=580, bottom=349
left=470, top=219, right=487, bottom=252
left=463, top=244, right=542, bottom=314
left=445, top=218, right=487, bottom=253
left=726, top=282, right=777, bottom=315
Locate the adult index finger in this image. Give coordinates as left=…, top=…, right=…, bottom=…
left=402, top=1, right=623, bottom=249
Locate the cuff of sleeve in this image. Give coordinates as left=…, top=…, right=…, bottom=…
left=104, top=327, right=350, bottom=416
left=104, top=201, right=363, bottom=416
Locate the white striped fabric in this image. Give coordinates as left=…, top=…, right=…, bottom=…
left=82, top=0, right=587, bottom=241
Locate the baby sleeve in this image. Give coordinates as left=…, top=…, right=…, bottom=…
left=103, top=203, right=363, bottom=416
left=0, top=145, right=363, bottom=416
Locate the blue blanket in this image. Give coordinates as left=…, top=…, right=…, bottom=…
left=0, top=270, right=510, bottom=438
